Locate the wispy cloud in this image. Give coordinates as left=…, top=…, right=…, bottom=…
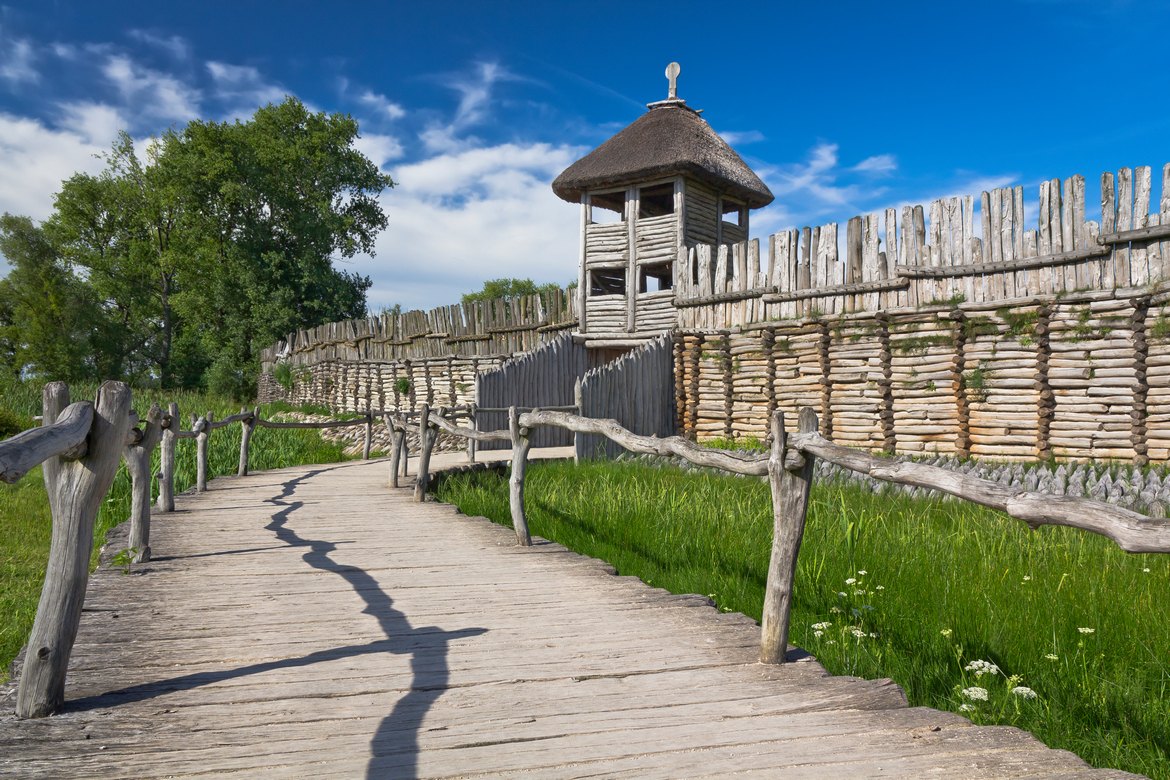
left=103, top=54, right=199, bottom=122
left=359, top=90, right=405, bottom=120
left=853, top=154, right=896, bottom=175
left=206, top=61, right=286, bottom=118
left=0, top=33, right=38, bottom=85
left=718, top=130, right=765, bottom=146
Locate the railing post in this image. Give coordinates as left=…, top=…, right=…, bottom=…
left=508, top=405, right=533, bottom=546
left=413, top=402, right=432, bottom=502
left=363, top=411, right=373, bottom=460
left=238, top=407, right=259, bottom=476
left=573, top=378, right=583, bottom=464
left=760, top=406, right=817, bottom=664
left=196, top=412, right=212, bottom=492
left=17, top=381, right=132, bottom=718
left=468, top=402, right=477, bottom=462
left=125, top=404, right=162, bottom=563
left=388, top=415, right=404, bottom=488
left=157, top=402, right=178, bottom=512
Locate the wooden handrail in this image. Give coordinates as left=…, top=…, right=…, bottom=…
left=0, top=402, right=94, bottom=483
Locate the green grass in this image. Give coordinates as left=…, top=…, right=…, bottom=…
left=433, top=459, right=1170, bottom=779
left=0, top=382, right=353, bottom=683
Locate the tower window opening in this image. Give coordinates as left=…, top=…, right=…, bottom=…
left=590, top=268, right=626, bottom=296
left=590, top=191, right=626, bottom=224
left=639, top=263, right=673, bottom=293
left=638, top=183, right=675, bottom=218
left=721, top=198, right=745, bottom=228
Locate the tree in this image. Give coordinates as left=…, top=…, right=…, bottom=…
left=0, top=215, right=112, bottom=382
left=6, top=96, right=394, bottom=399
left=462, top=278, right=562, bottom=305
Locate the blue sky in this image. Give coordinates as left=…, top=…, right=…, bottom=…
left=1, top=0, right=1168, bottom=311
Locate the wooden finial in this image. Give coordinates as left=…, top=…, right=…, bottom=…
left=666, top=62, right=680, bottom=99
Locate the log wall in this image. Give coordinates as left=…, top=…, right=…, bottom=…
left=675, top=286, right=1170, bottom=463
left=577, top=334, right=676, bottom=460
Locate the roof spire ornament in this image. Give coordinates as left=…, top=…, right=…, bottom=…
left=666, top=62, right=680, bottom=100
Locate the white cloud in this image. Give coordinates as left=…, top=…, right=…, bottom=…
left=352, top=142, right=585, bottom=310
left=103, top=54, right=199, bottom=122
left=0, top=111, right=119, bottom=222
left=853, top=154, right=897, bottom=175
left=0, top=37, right=37, bottom=85
left=353, top=132, right=404, bottom=167
left=207, top=61, right=286, bottom=118
left=718, top=130, right=765, bottom=146
left=359, top=90, right=405, bottom=120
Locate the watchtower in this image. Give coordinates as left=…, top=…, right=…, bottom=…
left=552, top=63, right=773, bottom=346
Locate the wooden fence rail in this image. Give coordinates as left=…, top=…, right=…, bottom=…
left=416, top=404, right=1170, bottom=667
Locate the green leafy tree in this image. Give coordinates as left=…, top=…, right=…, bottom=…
left=462, top=278, right=562, bottom=305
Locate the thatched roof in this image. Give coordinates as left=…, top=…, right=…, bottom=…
left=552, top=101, right=774, bottom=208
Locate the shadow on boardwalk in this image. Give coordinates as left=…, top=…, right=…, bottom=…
left=68, top=465, right=486, bottom=780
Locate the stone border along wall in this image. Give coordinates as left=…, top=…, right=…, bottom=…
left=674, top=285, right=1170, bottom=465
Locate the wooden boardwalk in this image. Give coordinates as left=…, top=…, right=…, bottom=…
left=0, top=451, right=1141, bottom=779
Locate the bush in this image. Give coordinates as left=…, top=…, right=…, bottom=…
left=0, top=408, right=26, bottom=439
left=272, top=361, right=294, bottom=392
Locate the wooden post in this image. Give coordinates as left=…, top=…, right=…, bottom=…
left=468, top=403, right=478, bottom=462
left=125, top=403, right=162, bottom=563
left=157, top=402, right=178, bottom=512
left=362, top=411, right=372, bottom=460
left=508, top=405, right=533, bottom=546
left=17, top=381, right=132, bottom=718
left=400, top=420, right=410, bottom=477
left=760, top=407, right=817, bottom=664
left=573, top=378, right=583, bottom=464
left=413, top=402, right=432, bottom=502
left=195, top=412, right=212, bottom=492
left=388, top=416, right=404, bottom=488
left=238, top=408, right=259, bottom=476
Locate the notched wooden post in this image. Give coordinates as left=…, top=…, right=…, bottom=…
left=468, top=402, right=477, bottom=462
left=760, top=406, right=817, bottom=664
left=509, top=405, right=533, bottom=547
left=238, top=407, right=259, bottom=476
left=157, top=402, right=178, bottom=512
left=17, top=380, right=132, bottom=719
left=124, top=403, right=162, bottom=563
left=388, top=415, right=404, bottom=488
left=413, top=402, right=432, bottom=502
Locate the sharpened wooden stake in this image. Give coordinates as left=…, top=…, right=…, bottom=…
left=238, top=408, right=258, bottom=476
left=17, top=381, right=132, bottom=719
left=508, top=405, right=533, bottom=546
left=157, top=402, right=178, bottom=512
left=124, top=403, right=162, bottom=563
left=760, top=407, right=817, bottom=664
left=413, top=402, right=432, bottom=502
left=468, top=402, right=478, bottom=462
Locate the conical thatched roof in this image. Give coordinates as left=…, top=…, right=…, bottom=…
left=552, top=102, right=773, bottom=208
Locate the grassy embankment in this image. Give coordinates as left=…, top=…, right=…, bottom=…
left=0, top=382, right=352, bottom=683
left=434, top=457, right=1170, bottom=780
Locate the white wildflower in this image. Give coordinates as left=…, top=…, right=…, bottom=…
left=813, top=630, right=824, bottom=638
left=958, top=704, right=975, bottom=712
left=811, top=622, right=832, bottom=630
left=940, top=629, right=952, bottom=638
left=1022, top=575, right=1031, bottom=581
left=1078, top=627, right=1095, bottom=634
left=845, top=578, right=857, bottom=585
left=961, top=687, right=989, bottom=701
left=964, top=660, right=1000, bottom=677
left=1044, top=653, right=1059, bottom=661
left=850, top=627, right=866, bottom=638
left=837, top=591, right=847, bottom=598
left=875, top=585, right=885, bottom=590
left=857, top=570, right=867, bottom=575
left=862, top=605, right=875, bottom=611
left=869, top=632, right=878, bottom=638
left=1143, top=568, right=1150, bottom=572
left=830, top=606, right=844, bottom=614
left=825, top=640, right=836, bottom=645
left=1011, top=686, right=1038, bottom=700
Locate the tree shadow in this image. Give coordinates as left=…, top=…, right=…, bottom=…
left=72, top=465, right=487, bottom=780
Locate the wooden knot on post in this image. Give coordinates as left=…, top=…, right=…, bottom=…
left=508, top=405, right=533, bottom=546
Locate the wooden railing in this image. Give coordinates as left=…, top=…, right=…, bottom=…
left=4, top=383, right=392, bottom=719
left=411, top=404, right=1170, bottom=667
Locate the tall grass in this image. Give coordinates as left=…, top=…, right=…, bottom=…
left=434, top=459, right=1170, bottom=779
left=0, top=381, right=353, bottom=683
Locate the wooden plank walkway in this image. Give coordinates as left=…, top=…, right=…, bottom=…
left=0, top=450, right=1142, bottom=779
